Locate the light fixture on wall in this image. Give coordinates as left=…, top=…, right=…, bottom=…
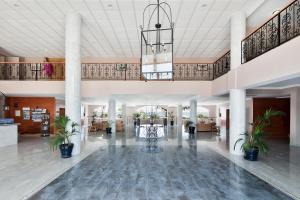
left=140, top=0, right=174, bottom=80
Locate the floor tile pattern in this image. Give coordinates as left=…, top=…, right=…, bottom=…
left=30, top=143, right=293, bottom=200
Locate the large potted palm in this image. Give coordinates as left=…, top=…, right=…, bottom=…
left=133, top=112, right=141, bottom=126
left=106, top=121, right=112, bottom=134
left=149, top=113, right=159, bottom=125
left=168, top=112, right=175, bottom=126
left=49, top=116, right=79, bottom=158
left=234, top=109, right=284, bottom=161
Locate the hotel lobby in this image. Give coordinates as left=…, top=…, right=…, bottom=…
left=0, top=0, right=300, bottom=199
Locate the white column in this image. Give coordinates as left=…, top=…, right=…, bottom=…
left=65, top=12, right=81, bottom=156
left=230, top=12, right=246, bottom=69
left=190, top=100, right=197, bottom=133
left=290, top=87, right=300, bottom=146
left=229, top=11, right=246, bottom=155
left=122, top=104, right=127, bottom=131
left=83, top=104, right=89, bottom=141
left=230, top=89, right=246, bottom=155
left=108, top=99, right=116, bottom=141
left=216, top=105, right=220, bottom=127
left=177, top=105, right=183, bottom=128
left=177, top=105, right=183, bottom=147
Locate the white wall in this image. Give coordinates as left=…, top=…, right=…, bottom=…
left=0, top=81, right=212, bottom=98
left=212, top=36, right=300, bottom=95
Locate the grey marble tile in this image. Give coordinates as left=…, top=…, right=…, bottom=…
left=29, top=140, right=293, bottom=200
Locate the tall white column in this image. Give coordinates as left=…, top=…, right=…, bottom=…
left=122, top=104, right=127, bottom=131
left=229, top=12, right=246, bottom=155
left=108, top=99, right=116, bottom=142
left=190, top=100, right=197, bottom=133
left=65, top=12, right=81, bottom=156
left=230, top=89, right=246, bottom=155
left=290, top=87, right=300, bottom=146
left=83, top=104, right=89, bottom=141
left=177, top=105, right=183, bottom=128
left=230, top=12, right=246, bottom=70
left=177, top=105, right=183, bottom=147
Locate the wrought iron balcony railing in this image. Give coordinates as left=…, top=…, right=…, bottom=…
left=242, top=0, right=300, bottom=63
left=0, top=51, right=231, bottom=81
left=0, top=62, right=65, bottom=80
left=213, top=51, right=230, bottom=79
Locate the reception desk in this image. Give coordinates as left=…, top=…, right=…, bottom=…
left=0, top=124, right=18, bottom=147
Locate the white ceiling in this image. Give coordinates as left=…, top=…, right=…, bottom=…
left=0, top=0, right=265, bottom=60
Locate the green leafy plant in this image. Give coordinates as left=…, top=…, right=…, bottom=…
left=49, top=116, right=79, bottom=151
left=184, top=120, right=194, bottom=128
left=234, top=109, right=284, bottom=154
left=106, top=121, right=112, bottom=128
left=168, top=112, right=175, bottom=121
left=149, top=113, right=160, bottom=120
left=133, top=112, right=141, bottom=119
left=197, top=114, right=208, bottom=119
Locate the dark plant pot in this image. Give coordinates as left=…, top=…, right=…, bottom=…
left=137, top=119, right=141, bottom=126
left=134, top=120, right=137, bottom=126
left=163, top=118, right=167, bottom=126
left=59, top=143, right=74, bottom=158
left=244, top=148, right=259, bottom=161
left=170, top=120, right=174, bottom=126
left=106, top=127, right=112, bottom=134
left=150, top=122, right=154, bottom=126
left=189, top=126, right=195, bottom=134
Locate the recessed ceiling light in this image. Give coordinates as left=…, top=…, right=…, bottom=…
left=13, top=3, right=19, bottom=7
left=107, top=4, right=113, bottom=8
left=201, top=4, right=207, bottom=7
left=272, top=9, right=280, bottom=15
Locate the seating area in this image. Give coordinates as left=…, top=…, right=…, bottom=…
left=89, top=120, right=124, bottom=132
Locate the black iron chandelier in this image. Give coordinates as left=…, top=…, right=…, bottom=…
left=140, top=0, right=174, bottom=80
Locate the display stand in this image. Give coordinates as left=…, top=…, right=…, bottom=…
left=41, top=113, right=50, bottom=137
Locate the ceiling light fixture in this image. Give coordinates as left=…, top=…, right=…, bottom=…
left=140, top=0, right=174, bottom=81
left=201, top=4, right=207, bottom=7
left=13, top=3, right=19, bottom=7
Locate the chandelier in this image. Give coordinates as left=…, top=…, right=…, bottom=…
left=140, top=0, right=174, bottom=80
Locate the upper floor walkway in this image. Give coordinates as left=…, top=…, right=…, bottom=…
left=0, top=0, right=299, bottom=97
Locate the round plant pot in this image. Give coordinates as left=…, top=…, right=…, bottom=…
left=170, top=121, right=174, bottom=126
left=189, top=126, right=195, bottom=134
left=163, top=118, right=167, bottom=126
left=106, top=127, right=112, bottom=134
left=244, top=148, right=259, bottom=161
left=137, top=119, right=141, bottom=126
left=134, top=121, right=137, bottom=126
left=59, top=143, right=74, bottom=158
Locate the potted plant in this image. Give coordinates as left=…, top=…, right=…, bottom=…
left=91, top=112, right=97, bottom=124
left=133, top=112, right=141, bottom=126
left=49, top=116, right=79, bottom=158
left=184, top=120, right=195, bottom=133
left=106, top=121, right=112, bottom=134
left=234, top=109, right=284, bottom=161
left=149, top=113, right=159, bottom=125
left=168, top=111, right=175, bottom=126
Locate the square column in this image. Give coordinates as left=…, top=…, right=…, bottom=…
left=190, top=100, right=197, bottom=133
left=290, top=87, right=300, bottom=146
left=230, top=89, right=246, bottom=155
left=230, top=12, right=246, bottom=69
left=65, top=12, right=81, bottom=156
left=177, top=105, right=183, bottom=147
left=108, top=99, right=116, bottom=143
left=122, top=104, right=127, bottom=131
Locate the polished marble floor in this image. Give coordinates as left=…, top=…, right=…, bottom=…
left=29, top=126, right=296, bottom=200
left=0, top=134, right=104, bottom=200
